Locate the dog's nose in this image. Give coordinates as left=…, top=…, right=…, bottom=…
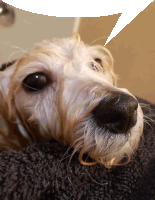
left=92, top=92, right=138, bottom=133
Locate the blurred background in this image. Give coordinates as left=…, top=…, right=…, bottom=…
left=0, top=1, right=155, bottom=103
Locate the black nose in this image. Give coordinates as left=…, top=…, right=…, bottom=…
left=92, top=92, right=138, bottom=133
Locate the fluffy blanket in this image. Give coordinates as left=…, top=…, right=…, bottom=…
left=0, top=97, right=155, bottom=200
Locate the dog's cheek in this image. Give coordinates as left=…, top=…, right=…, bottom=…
left=15, top=91, right=38, bottom=120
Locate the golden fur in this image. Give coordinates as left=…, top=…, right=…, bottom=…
left=0, top=33, right=143, bottom=168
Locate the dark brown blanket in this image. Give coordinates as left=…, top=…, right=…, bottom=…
left=0, top=97, right=155, bottom=200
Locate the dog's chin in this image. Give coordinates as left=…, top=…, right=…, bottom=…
left=76, top=105, right=143, bottom=168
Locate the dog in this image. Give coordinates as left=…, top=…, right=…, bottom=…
left=0, top=33, right=143, bottom=168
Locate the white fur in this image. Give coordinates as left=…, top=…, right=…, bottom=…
left=0, top=33, right=143, bottom=168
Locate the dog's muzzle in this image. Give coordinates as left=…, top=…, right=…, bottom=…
left=92, top=91, right=138, bottom=133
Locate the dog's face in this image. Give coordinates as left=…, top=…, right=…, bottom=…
left=0, top=34, right=143, bottom=168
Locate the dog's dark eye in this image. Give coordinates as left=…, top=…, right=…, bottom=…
left=23, top=73, right=48, bottom=92
left=94, top=58, right=102, bottom=66
left=91, top=58, right=103, bottom=72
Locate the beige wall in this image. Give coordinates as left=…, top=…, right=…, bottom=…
left=77, top=1, right=155, bottom=103
left=0, top=7, right=74, bottom=65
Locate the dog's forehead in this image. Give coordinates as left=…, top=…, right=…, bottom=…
left=34, top=36, right=89, bottom=60
left=12, top=35, right=114, bottom=85
left=34, top=36, right=113, bottom=68
left=15, top=37, right=93, bottom=72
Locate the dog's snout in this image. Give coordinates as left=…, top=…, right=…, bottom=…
left=92, top=92, right=138, bottom=133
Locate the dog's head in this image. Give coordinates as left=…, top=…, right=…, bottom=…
left=0, top=33, right=143, bottom=168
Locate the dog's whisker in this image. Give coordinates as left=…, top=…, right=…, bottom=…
left=139, top=103, right=155, bottom=114
left=58, top=145, right=73, bottom=164
left=87, top=172, right=108, bottom=186
left=56, top=139, right=80, bottom=175
left=143, top=114, right=155, bottom=123
left=90, top=36, right=109, bottom=46
left=139, top=103, right=150, bottom=107
left=7, top=46, right=31, bottom=61
left=10, top=45, right=30, bottom=54
left=56, top=146, right=73, bottom=177
left=143, top=118, right=154, bottom=132
left=8, top=51, right=23, bottom=61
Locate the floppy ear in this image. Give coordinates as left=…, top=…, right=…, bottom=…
left=0, top=61, right=17, bottom=129
left=0, top=62, right=17, bottom=105
left=0, top=61, right=31, bottom=150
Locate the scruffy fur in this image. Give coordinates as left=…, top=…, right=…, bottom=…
left=0, top=33, right=143, bottom=168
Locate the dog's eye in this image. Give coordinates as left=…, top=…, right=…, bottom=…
left=91, top=58, right=103, bottom=72
left=94, top=58, right=102, bottom=66
left=23, top=73, right=48, bottom=92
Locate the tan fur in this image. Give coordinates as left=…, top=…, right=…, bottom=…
left=0, top=33, right=143, bottom=168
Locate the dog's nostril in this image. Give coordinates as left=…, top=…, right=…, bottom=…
left=92, top=93, right=138, bottom=133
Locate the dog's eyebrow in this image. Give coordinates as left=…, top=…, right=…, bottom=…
left=0, top=60, right=16, bottom=71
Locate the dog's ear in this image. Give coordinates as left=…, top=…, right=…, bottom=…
left=0, top=61, right=30, bottom=150
left=0, top=62, right=17, bottom=105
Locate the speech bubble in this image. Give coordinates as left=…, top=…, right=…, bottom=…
left=104, top=0, right=153, bottom=46
left=104, top=0, right=154, bottom=45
